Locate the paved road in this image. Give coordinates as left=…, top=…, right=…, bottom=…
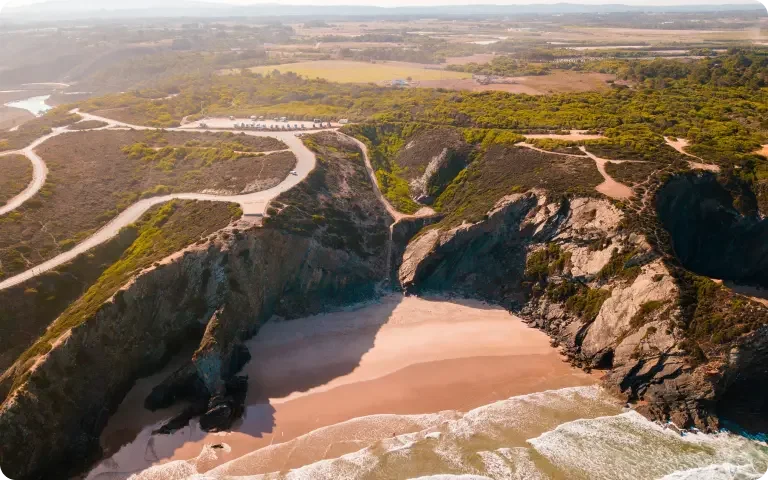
left=0, top=111, right=319, bottom=290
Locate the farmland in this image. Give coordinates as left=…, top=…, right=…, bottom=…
left=239, top=60, right=472, bottom=84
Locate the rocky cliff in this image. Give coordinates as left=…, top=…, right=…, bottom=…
left=0, top=132, right=392, bottom=479
left=399, top=185, right=768, bottom=433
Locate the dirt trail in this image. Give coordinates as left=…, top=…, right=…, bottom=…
left=664, top=137, right=721, bottom=172
left=0, top=112, right=320, bottom=291
left=0, top=118, right=120, bottom=215
left=523, top=130, right=605, bottom=141
left=578, top=146, right=635, bottom=200
left=517, top=142, right=636, bottom=201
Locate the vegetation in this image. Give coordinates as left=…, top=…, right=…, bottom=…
left=564, top=287, right=613, bottom=323
left=0, top=107, right=81, bottom=151
left=433, top=145, right=601, bottom=227
left=629, top=300, right=669, bottom=329
left=67, top=120, right=108, bottom=130
left=0, top=130, right=292, bottom=278
left=263, top=132, right=389, bottom=258
left=596, top=247, right=643, bottom=283
left=0, top=155, right=32, bottom=205
left=605, top=161, right=662, bottom=186
left=447, top=56, right=551, bottom=77
left=674, top=270, right=768, bottom=364
left=10, top=200, right=240, bottom=384
left=525, top=243, right=572, bottom=286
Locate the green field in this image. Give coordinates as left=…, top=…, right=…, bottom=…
left=240, top=60, right=472, bottom=84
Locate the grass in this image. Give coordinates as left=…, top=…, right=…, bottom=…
left=0, top=130, right=293, bottom=279
left=241, top=60, right=472, bottom=84
left=9, top=200, right=239, bottom=386
left=0, top=107, right=81, bottom=152
left=434, top=144, right=603, bottom=228
left=0, top=154, right=32, bottom=205
left=345, top=123, right=530, bottom=216
left=596, top=247, right=643, bottom=283
left=605, top=161, right=661, bottom=186
left=67, top=120, right=108, bottom=130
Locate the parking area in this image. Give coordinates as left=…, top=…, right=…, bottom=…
left=181, top=117, right=343, bottom=131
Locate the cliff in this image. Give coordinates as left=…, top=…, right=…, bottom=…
left=399, top=186, right=768, bottom=433
left=0, top=132, right=392, bottom=479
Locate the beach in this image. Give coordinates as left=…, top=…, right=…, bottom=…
left=87, top=294, right=598, bottom=478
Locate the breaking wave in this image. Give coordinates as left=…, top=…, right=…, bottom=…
left=120, top=386, right=768, bottom=480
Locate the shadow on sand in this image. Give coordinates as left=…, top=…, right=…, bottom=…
left=87, top=295, right=403, bottom=479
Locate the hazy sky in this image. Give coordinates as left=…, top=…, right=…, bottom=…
left=3, top=0, right=766, bottom=6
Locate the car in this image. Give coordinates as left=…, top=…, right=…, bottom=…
left=290, top=170, right=298, bottom=176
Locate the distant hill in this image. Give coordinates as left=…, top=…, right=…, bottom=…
left=2, top=1, right=765, bottom=21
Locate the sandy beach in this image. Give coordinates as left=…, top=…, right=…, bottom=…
left=87, top=294, right=597, bottom=478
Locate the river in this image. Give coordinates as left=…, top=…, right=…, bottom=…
left=4, top=94, right=52, bottom=116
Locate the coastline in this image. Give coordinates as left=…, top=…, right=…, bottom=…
left=87, top=294, right=599, bottom=478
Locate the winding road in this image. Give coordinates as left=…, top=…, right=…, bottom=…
left=0, top=112, right=323, bottom=291
left=0, top=128, right=59, bottom=216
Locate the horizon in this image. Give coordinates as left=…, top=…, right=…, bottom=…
left=3, top=0, right=767, bottom=8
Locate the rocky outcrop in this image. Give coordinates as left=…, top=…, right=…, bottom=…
left=398, top=189, right=768, bottom=433
left=396, top=128, right=471, bottom=204
left=0, top=132, right=392, bottom=480
left=399, top=193, right=544, bottom=306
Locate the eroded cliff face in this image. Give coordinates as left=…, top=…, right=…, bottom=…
left=398, top=189, right=767, bottom=433
left=0, top=132, right=392, bottom=480
left=656, top=173, right=768, bottom=287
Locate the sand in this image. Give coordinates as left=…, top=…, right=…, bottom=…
left=664, top=137, right=721, bottom=172
left=87, top=295, right=597, bottom=478
left=524, top=130, right=605, bottom=141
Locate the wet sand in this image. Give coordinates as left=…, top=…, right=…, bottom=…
left=87, top=295, right=597, bottom=478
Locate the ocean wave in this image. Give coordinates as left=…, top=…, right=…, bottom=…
left=528, top=410, right=768, bottom=480
left=121, top=385, right=768, bottom=480
left=658, top=462, right=766, bottom=480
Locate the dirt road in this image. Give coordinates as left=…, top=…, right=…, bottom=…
left=0, top=112, right=320, bottom=290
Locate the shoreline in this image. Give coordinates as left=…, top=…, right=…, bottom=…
left=87, top=294, right=599, bottom=478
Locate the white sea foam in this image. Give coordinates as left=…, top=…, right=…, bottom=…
left=121, top=385, right=768, bottom=480
left=659, top=462, right=765, bottom=480
left=529, top=410, right=768, bottom=480
left=407, top=476, right=494, bottom=480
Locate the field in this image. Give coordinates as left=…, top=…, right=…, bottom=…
left=0, top=130, right=294, bottom=279
left=418, top=71, right=615, bottom=95
left=240, top=60, right=472, bottom=84
left=0, top=155, right=31, bottom=205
